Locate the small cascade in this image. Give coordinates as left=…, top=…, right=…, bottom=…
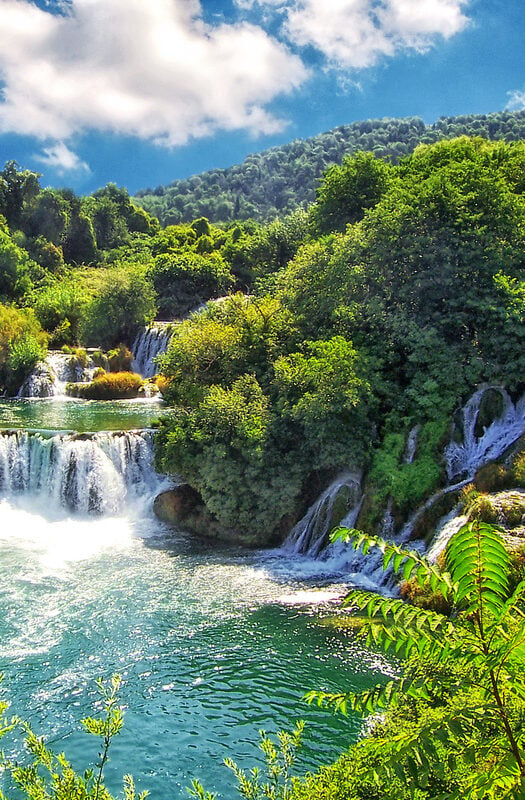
left=0, top=430, right=161, bottom=515
left=403, top=425, right=420, bottom=464
left=17, top=351, right=98, bottom=398
left=132, top=323, right=173, bottom=379
left=445, top=387, right=525, bottom=481
left=16, top=362, right=56, bottom=398
left=284, top=473, right=362, bottom=558
left=427, top=510, right=468, bottom=562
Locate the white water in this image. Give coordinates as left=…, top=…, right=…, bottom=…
left=132, top=324, right=173, bottom=378
left=17, top=352, right=98, bottom=398
left=445, top=387, right=525, bottom=480
left=0, top=430, right=162, bottom=515
left=427, top=510, right=468, bottom=562
left=280, top=473, right=389, bottom=589
left=282, top=386, right=525, bottom=582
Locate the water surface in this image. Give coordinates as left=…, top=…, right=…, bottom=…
left=0, top=398, right=166, bottom=433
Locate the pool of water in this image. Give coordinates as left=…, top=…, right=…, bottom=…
left=0, top=398, right=167, bottom=433
left=0, top=499, right=394, bottom=799
left=0, top=395, right=394, bottom=799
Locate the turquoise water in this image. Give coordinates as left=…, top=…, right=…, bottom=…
left=0, top=398, right=166, bottom=433
left=0, top=399, right=394, bottom=799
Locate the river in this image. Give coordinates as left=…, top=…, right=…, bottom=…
left=0, top=398, right=393, bottom=799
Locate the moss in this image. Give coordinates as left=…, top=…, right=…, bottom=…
left=474, top=463, right=511, bottom=493
left=69, top=347, right=89, bottom=369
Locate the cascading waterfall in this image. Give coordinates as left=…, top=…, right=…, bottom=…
left=445, top=387, right=525, bottom=481
left=284, top=473, right=362, bottom=558
left=284, top=386, right=525, bottom=584
left=282, top=473, right=394, bottom=589
left=0, top=430, right=161, bottom=514
left=132, top=323, right=173, bottom=378
left=16, top=351, right=98, bottom=398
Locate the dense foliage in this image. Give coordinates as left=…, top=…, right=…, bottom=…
left=155, top=136, right=525, bottom=541
left=135, top=110, right=525, bottom=224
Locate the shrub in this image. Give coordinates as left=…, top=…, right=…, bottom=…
left=465, top=493, right=498, bottom=524
left=473, top=462, right=510, bottom=492
left=5, top=331, right=47, bottom=394
left=107, top=343, right=133, bottom=372
left=68, top=371, right=143, bottom=400
left=154, top=374, right=170, bottom=395
left=512, top=450, right=525, bottom=487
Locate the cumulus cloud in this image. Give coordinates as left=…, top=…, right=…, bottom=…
left=506, top=89, right=525, bottom=111
left=239, top=0, right=471, bottom=69
left=34, top=142, right=90, bottom=174
left=0, top=0, right=307, bottom=148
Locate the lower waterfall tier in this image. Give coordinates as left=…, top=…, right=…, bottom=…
left=0, top=430, right=162, bottom=515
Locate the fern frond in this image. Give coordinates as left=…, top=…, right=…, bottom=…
left=446, top=521, right=511, bottom=617
left=341, top=589, right=446, bottom=629
left=304, top=679, right=401, bottom=715
left=360, top=620, right=453, bottom=660
left=332, top=528, right=454, bottom=598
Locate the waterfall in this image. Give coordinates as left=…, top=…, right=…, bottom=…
left=403, top=425, right=420, bottom=464
left=281, top=386, right=525, bottom=586
left=17, top=351, right=97, bottom=398
left=0, top=430, right=161, bottom=515
left=284, top=473, right=362, bottom=558
left=445, top=387, right=525, bottom=481
left=427, top=510, right=468, bottom=562
left=132, top=324, right=173, bottom=379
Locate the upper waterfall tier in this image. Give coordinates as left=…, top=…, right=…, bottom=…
left=132, top=323, right=174, bottom=378
left=0, top=430, right=162, bottom=515
left=16, top=351, right=98, bottom=398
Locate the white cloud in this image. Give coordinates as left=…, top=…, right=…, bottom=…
left=34, top=142, right=90, bottom=174
left=240, top=0, right=471, bottom=69
left=506, top=89, right=525, bottom=111
left=0, top=0, right=307, bottom=146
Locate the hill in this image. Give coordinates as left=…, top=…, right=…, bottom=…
left=135, top=110, right=525, bottom=225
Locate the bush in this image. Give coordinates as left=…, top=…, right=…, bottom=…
left=67, top=371, right=143, bottom=400
left=0, top=304, right=47, bottom=394
left=5, top=331, right=47, bottom=394
left=107, top=343, right=133, bottom=372
left=473, top=463, right=511, bottom=492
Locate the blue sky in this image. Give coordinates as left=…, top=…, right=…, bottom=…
left=0, top=0, right=523, bottom=195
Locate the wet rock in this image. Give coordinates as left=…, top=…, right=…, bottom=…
left=153, top=485, right=281, bottom=547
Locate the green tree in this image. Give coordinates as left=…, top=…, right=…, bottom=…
left=81, top=265, right=156, bottom=348
left=0, top=161, right=41, bottom=229
left=310, top=151, right=393, bottom=235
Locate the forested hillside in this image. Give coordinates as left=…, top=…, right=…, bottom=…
left=135, top=110, right=525, bottom=224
